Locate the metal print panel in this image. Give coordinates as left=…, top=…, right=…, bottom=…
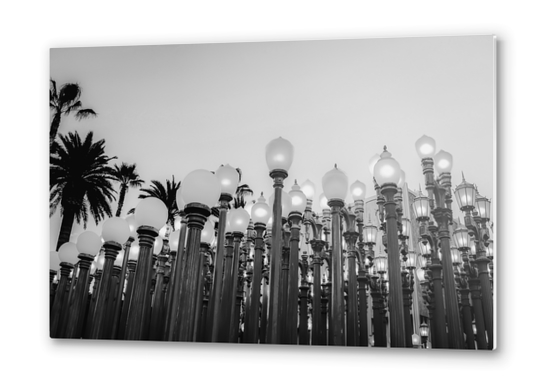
left=49, top=35, right=496, bottom=349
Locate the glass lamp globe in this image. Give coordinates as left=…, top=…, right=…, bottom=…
left=451, top=247, right=461, bottom=265
left=368, top=154, right=380, bottom=176
left=169, top=229, right=181, bottom=251
left=475, top=195, right=491, bottom=220
left=363, top=224, right=378, bottom=245
left=453, top=225, right=470, bottom=250
left=487, top=239, right=494, bottom=257
left=374, top=255, right=388, bottom=273
left=374, top=147, right=401, bottom=186
left=406, top=251, right=417, bottom=268
left=215, top=164, right=239, bottom=197
left=434, top=150, right=453, bottom=174
left=201, top=219, right=215, bottom=244
left=300, top=180, right=316, bottom=201
left=319, top=193, right=329, bottom=210
left=228, top=207, right=251, bottom=233
left=128, top=243, right=140, bottom=261
left=251, top=193, right=272, bottom=224
left=350, top=180, right=366, bottom=201
left=413, top=193, right=430, bottom=220
left=418, top=240, right=431, bottom=256
left=469, top=239, right=477, bottom=256
left=420, top=321, right=429, bottom=337
left=125, top=214, right=138, bottom=239
left=101, top=217, right=130, bottom=244
left=76, top=231, right=103, bottom=256
left=58, top=242, right=79, bottom=265
left=401, top=218, right=411, bottom=238
left=50, top=251, right=61, bottom=271
left=181, top=169, right=221, bottom=208
left=69, top=232, right=80, bottom=243
left=175, top=186, right=186, bottom=212
left=289, top=180, right=307, bottom=213
left=412, top=334, right=421, bottom=346
left=454, top=176, right=477, bottom=211
left=135, top=197, right=168, bottom=230
left=416, top=268, right=426, bottom=282
left=265, top=136, right=294, bottom=172
left=270, top=189, right=293, bottom=217
left=415, top=135, right=437, bottom=159
left=322, top=164, right=348, bottom=201
left=398, top=170, right=406, bottom=188
left=153, top=236, right=164, bottom=255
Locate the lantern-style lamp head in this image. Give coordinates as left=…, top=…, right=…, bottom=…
left=289, top=180, right=307, bottom=213
left=350, top=180, right=366, bottom=201
left=270, top=189, right=293, bottom=217
left=251, top=193, right=272, bottom=225
left=50, top=251, right=61, bottom=271
left=374, top=255, right=388, bottom=273
left=413, top=192, right=431, bottom=221
left=487, top=239, right=494, bottom=257
left=368, top=154, right=380, bottom=176
left=128, top=243, right=140, bottom=261
left=418, top=240, right=432, bottom=256
left=363, top=223, right=378, bottom=245
left=434, top=150, right=453, bottom=174
left=374, top=147, right=401, bottom=186
left=58, top=242, right=79, bottom=265
left=181, top=169, right=221, bottom=208
left=322, top=164, right=349, bottom=201
left=415, top=135, right=437, bottom=159
left=135, top=197, right=168, bottom=230
left=454, top=174, right=477, bottom=211
left=215, top=164, right=239, bottom=197
left=228, top=207, right=251, bottom=233
left=265, top=137, right=294, bottom=172
left=300, top=180, right=316, bottom=201
left=406, top=251, right=417, bottom=269
left=475, top=195, right=491, bottom=220
left=153, top=236, right=164, bottom=255
left=420, top=321, right=429, bottom=337
left=125, top=214, right=138, bottom=239
left=201, top=219, right=215, bottom=244
left=101, top=217, right=130, bottom=244
left=453, top=225, right=470, bottom=251
left=401, top=218, right=411, bottom=238
left=416, top=268, right=426, bottom=282
left=76, top=231, right=103, bottom=256
left=451, top=247, right=461, bottom=265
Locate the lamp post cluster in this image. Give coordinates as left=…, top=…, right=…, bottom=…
left=49, top=136, right=494, bottom=349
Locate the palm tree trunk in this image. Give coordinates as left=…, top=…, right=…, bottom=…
left=115, top=185, right=128, bottom=217
left=56, top=207, right=75, bottom=251
left=50, top=111, right=62, bottom=149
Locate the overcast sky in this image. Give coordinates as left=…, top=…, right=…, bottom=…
left=50, top=35, right=495, bottom=246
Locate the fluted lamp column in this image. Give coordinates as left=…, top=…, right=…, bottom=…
left=265, top=137, right=294, bottom=344
left=374, top=147, right=406, bottom=347
left=125, top=197, right=168, bottom=340
left=351, top=180, right=367, bottom=346
left=176, top=169, right=221, bottom=342
left=51, top=242, right=78, bottom=337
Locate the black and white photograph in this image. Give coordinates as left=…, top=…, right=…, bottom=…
left=49, top=35, right=495, bottom=349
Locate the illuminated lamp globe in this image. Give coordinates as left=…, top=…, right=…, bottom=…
left=415, top=135, right=437, bottom=159
left=451, top=247, right=461, bottom=265
left=418, top=240, right=431, bottom=256
left=368, top=154, right=380, bottom=176
left=413, top=192, right=430, bottom=220
left=420, top=321, right=429, bottom=337
left=153, top=236, right=164, bottom=255
left=469, top=239, right=477, bottom=256
left=487, top=240, right=494, bottom=257
left=69, top=232, right=80, bottom=243
left=76, top=231, right=103, bottom=256
left=434, top=150, right=453, bottom=174
left=58, top=242, right=79, bottom=265
left=350, top=180, right=366, bottom=201
left=406, top=251, right=417, bottom=269
left=398, top=169, right=406, bottom=188
left=128, top=243, right=140, bottom=261
left=175, top=186, right=186, bottom=212
left=374, top=255, right=388, bottom=273
left=50, top=251, right=61, bottom=271
left=412, top=334, right=421, bottom=346
left=289, top=180, right=307, bottom=213
left=101, top=217, right=130, bottom=244
left=401, top=218, right=411, bottom=238
left=300, top=180, right=316, bottom=201
left=215, top=164, right=239, bottom=197
left=363, top=223, right=378, bottom=245
left=125, top=214, right=138, bottom=239
left=453, top=225, right=470, bottom=250
left=374, top=147, right=401, bottom=186
left=135, top=197, right=168, bottom=230
left=475, top=195, right=491, bottom=220
left=322, top=164, right=348, bottom=201
left=243, top=199, right=256, bottom=216
left=265, top=136, right=294, bottom=172
left=201, top=219, right=215, bottom=244
left=228, top=207, right=251, bottom=233
left=169, top=229, right=181, bottom=251
left=251, top=193, right=272, bottom=225
left=319, top=193, right=329, bottom=210
left=454, top=176, right=477, bottom=211
left=270, top=189, right=293, bottom=217
left=416, top=268, right=426, bottom=282
left=181, top=169, right=221, bottom=208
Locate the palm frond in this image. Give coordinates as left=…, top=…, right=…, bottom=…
left=75, top=108, right=97, bottom=120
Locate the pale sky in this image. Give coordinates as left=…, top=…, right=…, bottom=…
left=50, top=35, right=495, bottom=247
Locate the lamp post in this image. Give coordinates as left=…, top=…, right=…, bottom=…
left=208, top=164, right=238, bottom=342
left=245, top=193, right=271, bottom=343
left=176, top=169, right=220, bottom=342
left=125, top=197, right=168, bottom=340
left=265, top=137, right=294, bottom=344
left=51, top=242, right=78, bottom=337
left=373, top=147, right=406, bottom=347
left=420, top=321, right=429, bottom=348
left=50, top=251, right=60, bottom=309
left=322, top=164, right=349, bottom=346
left=195, top=219, right=215, bottom=341
left=118, top=244, right=139, bottom=339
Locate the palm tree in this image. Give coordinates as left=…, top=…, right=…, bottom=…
left=50, top=131, right=117, bottom=250
left=111, top=162, right=144, bottom=217
left=232, top=167, right=253, bottom=208
left=135, top=176, right=181, bottom=227
left=50, top=80, right=97, bottom=149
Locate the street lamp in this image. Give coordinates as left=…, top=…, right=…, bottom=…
left=373, top=146, right=406, bottom=347
left=51, top=241, right=79, bottom=337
